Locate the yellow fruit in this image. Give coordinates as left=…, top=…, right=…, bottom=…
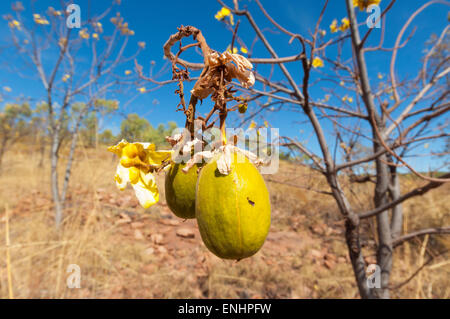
left=238, top=103, right=248, bottom=114
left=196, top=152, right=271, bottom=260
left=165, top=163, right=198, bottom=219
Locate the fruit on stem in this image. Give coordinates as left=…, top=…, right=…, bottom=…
left=165, top=162, right=198, bottom=219
left=196, top=152, right=271, bottom=260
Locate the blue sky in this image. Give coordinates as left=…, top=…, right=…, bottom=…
left=0, top=0, right=448, bottom=171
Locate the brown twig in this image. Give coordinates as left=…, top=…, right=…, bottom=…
left=359, top=172, right=450, bottom=219
left=392, top=227, right=450, bottom=248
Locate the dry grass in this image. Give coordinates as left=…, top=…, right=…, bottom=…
left=0, top=144, right=448, bottom=299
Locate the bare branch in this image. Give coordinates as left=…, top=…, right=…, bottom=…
left=359, top=173, right=450, bottom=219
left=393, top=227, right=450, bottom=248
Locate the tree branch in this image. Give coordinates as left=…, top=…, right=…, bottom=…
left=359, top=173, right=450, bottom=219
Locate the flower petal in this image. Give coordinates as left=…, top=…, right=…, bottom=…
left=147, top=150, right=173, bottom=166
left=142, top=143, right=155, bottom=151
left=216, top=145, right=232, bottom=175
left=120, top=156, right=148, bottom=168
left=108, top=139, right=129, bottom=156
left=131, top=172, right=159, bottom=208
left=114, top=164, right=129, bottom=190
left=128, top=167, right=140, bottom=184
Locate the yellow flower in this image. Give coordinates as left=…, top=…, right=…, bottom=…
left=340, top=18, right=350, bottom=31
left=108, top=140, right=172, bottom=209
left=33, top=14, right=49, bottom=25
left=228, top=47, right=238, bottom=54
left=8, top=20, right=21, bottom=30
left=62, top=74, right=70, bottom=82
left=340, top=81, right=345, bottom=86
left=264, top=120, right=269, bottom=128
left=138, top=87, right=146, bottom=93
left=92, top=21, right=103, bottom=33
left=330, top=19, right=338, bottom=33
left=215, top=7, right=231, bottom=20
left=3, top=86, right=12, bottom=92
left=125, top=70, right=132, bottom=75
left=378, top=73, right=383, bottom=79
left=248, top=120, right=262, bottom=136
left=138, top=41, right=146, bottom=49
left=312, top=57, right=324, bottom=68
left=79, top=28, right=90, bottom=39
left=221, top=7, right=231, bottom=17
left=240, top=47, right=248, bottom=54
left=342, top=95, right=353, bottom=103
left=48, top=7, right=62, bottom=16
left=320, top=29, right=326, bottom=37
left=215, top=7, right=234, bottom=25
left=353, top=0, right=381, bottom=11
left=92, top=33, right=99, bottom=40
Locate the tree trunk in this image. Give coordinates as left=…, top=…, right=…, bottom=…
left=389, top=166, right=403, bottom=239
left=94, top=111, right=98, bottom=149
left=61, top=112, right=84, bottom=203
left=38, top=136, right=45, bottom=168
left=325, top=171, right=374, bottom=298
left=0, top=140, right=5, bottom=174
left=345, top=217, right=374, bottom=299
left=345, top=0, right=395, bottom=298
left=373, top=144, right=393, bottom=299
left=50, top=129, right=63, bottom=228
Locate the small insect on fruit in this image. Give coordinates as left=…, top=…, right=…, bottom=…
left=195, top=151, right=271, bottom=260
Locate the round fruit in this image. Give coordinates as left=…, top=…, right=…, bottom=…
left=195, top=152, right=271, bottom=260
left=165, top=162, right=198, bottom=219
left=238, top=103, right=248, bottom=114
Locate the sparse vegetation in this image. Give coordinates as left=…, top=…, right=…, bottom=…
left=0, top=0, right=448, bottom=300
left=0, top=146, right=448, bottom=298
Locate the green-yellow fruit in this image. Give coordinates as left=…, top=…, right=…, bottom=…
left=165, top=163, right=198, bottom=219
left=238, top=103, right=248, bottom=114
left=195, top=152, right=271, bottom=260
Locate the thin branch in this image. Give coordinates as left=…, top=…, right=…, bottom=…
left=393, top=227, right=450, bottom=248
left=359, top=173, right=450, bottom=219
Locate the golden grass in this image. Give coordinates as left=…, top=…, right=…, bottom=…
left=0, top=144, right=448, bottom=298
